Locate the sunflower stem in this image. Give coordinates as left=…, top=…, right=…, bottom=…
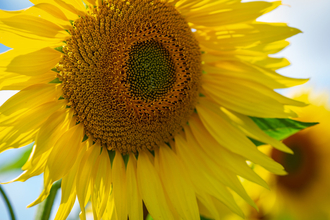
left=34, top=180, right=61, bottom=220
left=0, top=185, right=16, bottom=220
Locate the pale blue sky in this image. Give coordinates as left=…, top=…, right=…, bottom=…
left=0, top=0, right=329, bottom=219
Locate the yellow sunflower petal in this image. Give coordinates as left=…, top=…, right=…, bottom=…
left=0, top=84, right=61, bottom=117
left=112, top=153, right=128, bottom=220
left=76, top=143, right=100, bottom=220
left=0, top=71, right=55, bottom=90
left=202, top=61, right=286, bottom=89
left=44, top=124, right=84, bottom=182
left=34, top=3, right=70, bottom=22
left=0, top=47, right=62, bottom=76
left=126, top=154, right=143, bottom=220
left=103, top=187, right=117, bottom=220
left=201, top=49, right=291, bottom=74
left=52, top=0, right=86, bottom=17
left=0, top=101, right=65, bottom=153
left=176, top=132, right=243, bottom=216
left=265, top=69, right=310, bottom=88
left=175, top=0, right=201, bottom=11
left=30, top=0, right=80, bottom=20
left=137, top=150, right=175, bottom=220
left=0, top=11, right=65, bottom=48
left=63, top=0, right=87, bottom=12
left=23, top=108, right=72, bottom=170
left=55, top=174, right=77, bottom=220
left=85, top=0, right=104, bottom=6
left=196, top=192, right=221, bottom=220
left=254, top=57, right=290, bottom=70
left=195, top=22, right=300, bottom=50
left=155, top=145, right=200, bottom=220
left=188, top=114, right=270, bottom=188
left=0, top=31, right=58, bottom=49
left=176, top=130, right=255, bottom=214
left=202, top=73, right=305, bottom=118
left=27, top=125, right=85, bottom=208
left=0, top=3, right=71, bottom=29
left=251, top=40, right=290, bottom=54
left=0, top=14, right=68, bottom=41
left=84, top=0, right=96, bottom=5
left=185, top=1, right=281, bottom=27
left=91, top=148, right=112, bottom=220
left=196, top=99, right=286, bottom=175
left=55, top=143, right=86, bottom=220
left=220, top=107, right=293, bottom=153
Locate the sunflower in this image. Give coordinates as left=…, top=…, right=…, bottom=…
left=0, top=0, right=307, bottom=219
left=220, top=90, right=330, bottom=220
left=269, top=90, right=330, bottom=220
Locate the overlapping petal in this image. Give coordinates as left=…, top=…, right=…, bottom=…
left=183, top=1, right=281, bottom=27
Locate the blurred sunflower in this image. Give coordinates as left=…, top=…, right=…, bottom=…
left=0, top=0, right=307, bottom=219
left=222, top=90, right=330, bottom=220
left=269, top=91, right=330, bottom=220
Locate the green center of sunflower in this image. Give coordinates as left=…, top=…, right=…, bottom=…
left=127, top=40, right=176, bottom=101
left=56, top=0, right=201, bottom=153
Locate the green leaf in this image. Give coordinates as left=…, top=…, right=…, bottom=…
left=51, top=67, right=60, bottom=73
left=122, top=154, right=129, bottom=168
left=0, top=143, right=33, bottom=173
left=49, top=78, right=62, bottom=83
left=108, top=150, right=116, bottom=167
left=82, top=134, right=89, bottom=142
left=250, top=117, right=318, bottom=145
left=54, top=46, right=64, bottom=53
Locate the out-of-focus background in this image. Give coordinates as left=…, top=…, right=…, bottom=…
left=0, top=0, right=329, bottom=219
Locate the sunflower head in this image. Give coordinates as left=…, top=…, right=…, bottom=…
left=55, top=0, right=201, bottom=153
left=0, top=0, right=308, bottom=220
